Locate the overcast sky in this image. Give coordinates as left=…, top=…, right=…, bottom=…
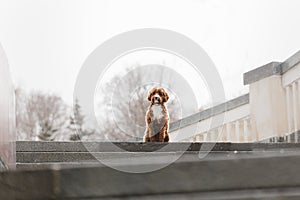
left=0, top=0, right=300, bottom=105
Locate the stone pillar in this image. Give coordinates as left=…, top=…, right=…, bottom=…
left=244, top=62, right=288, bottom=141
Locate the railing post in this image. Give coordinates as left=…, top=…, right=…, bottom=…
left=225, top=123, right=232, bottom=142
left=243, top=118, right=249, bottom=142
left=286, top=85, right=293, bottom=136
left=292, top=82, right=298, bottom=133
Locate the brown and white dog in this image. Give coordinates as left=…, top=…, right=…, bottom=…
left=144, top=87, right=169, bottom=142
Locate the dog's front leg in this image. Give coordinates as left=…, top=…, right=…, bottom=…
left=148, top=124, right=158, bottom=142
left=144, top=135, right=151, bottom=142
left=144, top=113, right=153, bottom=142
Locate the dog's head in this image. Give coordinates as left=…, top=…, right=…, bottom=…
left=147, top=87, right=169, bottom=104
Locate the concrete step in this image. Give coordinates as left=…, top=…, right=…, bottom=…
left=17, top=151, right=255, bottom=163
left=16, top=162, right=103, bottom=170
left=3, top=152, right=300, bottom=200
left=16, top=150, right=300, bottom=170
left=16, top=151, right=258, bottom=170
left=16, top=141, right=300, bottom=152
left=16, top=141, right=300, bottom=170
left=17, top=150, right=300, bottom=170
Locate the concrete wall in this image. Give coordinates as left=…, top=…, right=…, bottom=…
left=0, top=43, right=16, bottom=169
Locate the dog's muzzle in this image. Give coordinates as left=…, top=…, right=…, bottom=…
left=153, top=94, right=161, bottom=104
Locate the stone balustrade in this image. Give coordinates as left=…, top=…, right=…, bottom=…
left=245, top=51, right=300, bottom=142
left=170, top=50, right=300, bottom=143
left=169, top=94, right=251, bottom=142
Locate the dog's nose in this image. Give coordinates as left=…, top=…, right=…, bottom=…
left=154, top=97, right=159, bottom=100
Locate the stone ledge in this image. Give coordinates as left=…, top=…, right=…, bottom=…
left=14, top=151, right=287, bottom=164
left=16, top=150, right=300, bottom=170
left=3, top=153, right=300, bottom=199
left=16, top=141, right=300, bottom=152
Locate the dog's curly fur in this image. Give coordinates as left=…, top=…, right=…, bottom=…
left=144, top=87, right=169, bottom=142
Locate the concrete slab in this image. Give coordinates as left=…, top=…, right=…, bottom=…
left=16, top=141, right=300, bottom=152
left=3, top=152, right=300, bottom=199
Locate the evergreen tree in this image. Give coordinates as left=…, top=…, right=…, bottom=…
left=68, top=99, right=85, bottom=141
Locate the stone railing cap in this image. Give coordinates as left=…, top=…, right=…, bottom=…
left=244, top=50, right=300, bottom=85
left=169, top=93, right=249, bottom=132
left=281, top=50, right=300, bottom=74
left=243, top=62, right=282, bottom=85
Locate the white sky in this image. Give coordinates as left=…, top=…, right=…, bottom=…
left=95, top=49, right=212, bottom=107
left=0, top=0, right=300, bottom=105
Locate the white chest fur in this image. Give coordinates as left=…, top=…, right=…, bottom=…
left=151, top=105, right=164, bottom=120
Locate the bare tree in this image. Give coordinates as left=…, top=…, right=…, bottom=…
left=95, top=66, right=181, bottom=141
left=16, top=88, right=36, bottom=140
left=16, top=88, right=68, bottom=141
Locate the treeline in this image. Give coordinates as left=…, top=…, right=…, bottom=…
left=15, top=88, right=94, bottom=141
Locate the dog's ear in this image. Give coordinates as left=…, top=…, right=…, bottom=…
left=148, top=88, right=154, bottom=101
left=147, top=91, right=152, bottom=101
left=148, top=87, right=158, bottom=101
left=163, top=90, right=169, bottom=102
